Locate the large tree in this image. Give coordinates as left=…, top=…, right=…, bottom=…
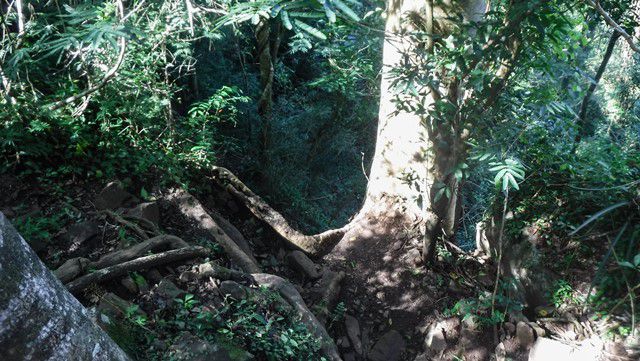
left=0, top=213, right=131, bottom=361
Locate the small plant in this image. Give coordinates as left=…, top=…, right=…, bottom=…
left=551, top=279, right=576, bottom=308
left=327, top=302, right=346, bottom=329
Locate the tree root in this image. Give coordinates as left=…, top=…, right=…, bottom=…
left=54, top=235, right=190, bottom=283
left=65, top=246, right=210, bottom=295
left=122, top=214, right=161, bottom=237
left=251, top=273, right=342, bottom=361
left=101, top=209, right=149, bottom=240
left=166, top=188, right=261, bottom=273
left=210, top=166, right=349, bottom=257
left=193, top=262, right=341, bottom=360
left=209, top=208, right=254, bottom=261
left=316, top=271, right=346, bottom=324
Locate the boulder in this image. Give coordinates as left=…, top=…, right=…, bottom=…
left=368, top=330, right=405, bottom=361
left=153, top=279, right=185, bottom=304
left=424, top=323, right=447, bottom=354
left=125, top=202, right=160, bottom=225
left=66, top=221, right=99, bottom=256
left=167, top=332, right=252, bottom=361
left=95, top=181, right=137, bottom=210
left=97, top=293, right=145, bottom=325
left=528, top=337, right=588, bottom=361
left=219, top=280, right=248, bottom=300
left=286, top=250, right=321, bottom=279
left=345, top=315, right=363, bottom=355
left=516, top=321, right=535, bottom=349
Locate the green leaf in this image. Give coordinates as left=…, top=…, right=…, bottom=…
left=507, top=173, right=520, bottom=190
left=323, top=1, right=337, bottom=23
left=331, top=0, right=360, bottom=21
left=281, top=10, right=293, bottom=30
left=294, top=20, right=327, bottom=40
left=634, top=254, right=640, bottom=267
left=494, top=168, right=508, bottom=186
left=618, top=261, right=635, bottom=269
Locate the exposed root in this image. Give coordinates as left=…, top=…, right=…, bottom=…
left=122, top=214, right=161, bottom=237
left=166, top=188, right=261, bottom=273
left=316, top=271, right=346, bottom=324
left=209, top=208, right=254, bottom=261
left=251, top=273, right=342, bottom=361
left=210, top=166, right=350, bottom=257
left=196, top=261, right=255, bottom=284
left=102, top=209, right=150, bottom=240
left=65, top=246, right=210, bottom=294
left=91, top=235, right=188, bottom=269
left=193, top=263, right=341, bottom=361
left=54, top=235, right=189, bottom=283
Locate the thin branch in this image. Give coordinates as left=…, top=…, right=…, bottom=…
left=48, top=0, right=127, bottom=111
left=576, top=30, right=621, bottom=142
left=585, top=0, right=640, bottom=53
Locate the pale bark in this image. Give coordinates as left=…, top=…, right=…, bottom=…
left=0, top=212, right=131, bottom=361
left=364, top=0, right=486, bottom=261
left=210, top=167, right=349, bottom=257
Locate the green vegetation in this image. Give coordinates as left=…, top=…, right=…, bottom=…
left=2, top=0, right=640, bottom=356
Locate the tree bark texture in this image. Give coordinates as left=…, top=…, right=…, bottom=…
left=0, top=212, right=131, bottom=361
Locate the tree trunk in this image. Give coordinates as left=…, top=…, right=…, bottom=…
left=256, top=18, right=274, bottom=152
left=0, top=212, right=131, bottom=361
left=576, top=30, right=621, bottom=142
left=362, top=0, right=486, bottom=261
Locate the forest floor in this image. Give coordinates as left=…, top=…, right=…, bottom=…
left=0, top=175, right=636, bottom=361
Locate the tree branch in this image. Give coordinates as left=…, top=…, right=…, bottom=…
left=576, top=30, right=621, bottom=142
left=584, top=0, right=640, bottom=53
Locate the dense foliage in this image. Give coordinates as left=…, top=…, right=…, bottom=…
left=1, top=0, right=639, bottom=352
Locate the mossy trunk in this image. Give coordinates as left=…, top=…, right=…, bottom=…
left=0, top=212, right=131, bottom=361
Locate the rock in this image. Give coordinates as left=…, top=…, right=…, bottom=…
left=528, top=337, right=585, bottom=361
left=345, top=315, right=363, bottom=355
left=286, top=250, right=321, bottom=279
left=66, top=221, right=99, bottom=256
left=179, top=270, right=198, bottom=283
left=339, top=336, right=351, bottom=348
left=167, top=332, right=252, bottom=361
left=343, top=353, right=356, bottom=361
left=604, top=342, right=629, bottom=361
left=54, top=257, right=89, bottom=283
left=121, top=276, right=139, bottom=294
left=413, top=353, right=428, bottom=361
left=368, top=330, right=405, bottom=361
left=95, top=181, right=136, bottom=210
left=528, top=322, right=546, bottom=337
left=495, top=342, right=506, bottom=361
left=154, top=279, right=185, bottom=303
left=516, top=321, right=535, bottom=349
left=219, top=280, right=248, bottom=300
left=97, top=293, right=145, bottom=324
left=145, top=268, right=163, bottom=285
left=424, top=323, right=447, bottom=354
left=125, top=202, right=160, bottom=225
left=503, top=322, right=516, bottom=335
